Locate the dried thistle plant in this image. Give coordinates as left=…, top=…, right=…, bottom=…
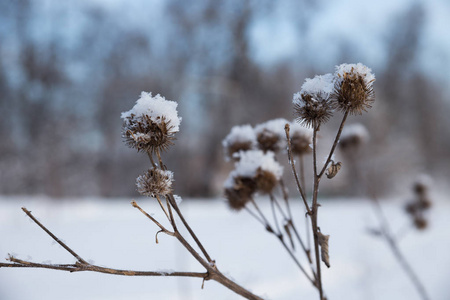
left=1, top=91, right=264, bottom=300
left=2, top=63, right=382, bottom=300
left=223, top=63, right=376, bottom=300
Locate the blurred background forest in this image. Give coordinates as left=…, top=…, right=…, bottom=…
left=0, top=0, right=449, bottom=198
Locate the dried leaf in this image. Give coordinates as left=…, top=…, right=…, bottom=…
left=326, top=161, right=342, bottom=179
left=317, top=231, right=330, bottom=268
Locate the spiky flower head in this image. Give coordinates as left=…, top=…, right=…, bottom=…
left=121, top=92, right=182, bottom=153
left=222, top=124, right=257, bottom=160
left=332, top=63, right=375, bottom=115
left=136, top=168, right=174, bottom=197
left=254, top=118, right=290, bottom=152
left=290, top=122, right=313, bottom=156
left=224, top=150, right=283, bottom=210
left=293, top=74, right=335, bottom=127
left=339, top=123, right=369, bottom=150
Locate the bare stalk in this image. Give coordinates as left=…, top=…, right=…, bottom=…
left=371, top=198, right=431, bottom=300
left=309, top=122, right=323, bottom=298
left=248, top=197, right=316, bottom=286
left=318, top=110, right=349, bottom=178
left=285, top=124, right=311, bottom=214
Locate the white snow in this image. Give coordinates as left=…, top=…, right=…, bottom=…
left=225, top=150, right=284, bottom=189
left=340, top=123, right=369, bottom=142
left=222, top=125, right=257, bottom=155
left=121, top=92, right=182, bottom=132
left=335, top=63, right=376, bottom=85
left=254, top=119, right=290, bottom=139
left=290, top=122, right=313, bottom=140
left=0, top=196, right=449, bottom=300
left=299, top=73, right=335, bottom=98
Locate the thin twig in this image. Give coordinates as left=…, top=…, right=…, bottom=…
left=371, top=198, right=431, bottom=300
left=285, top=124, right=311, bottom=214
left=131, top=201, right=175, bottom=237
left=21, top=207, right=88, bottom=265
left=168, top=194, right=213, bottom=263
left=2, top=257, right=207, bottom=278
left=318, top=110, right=349, bottom=179
left=156, top=195, right=171, bottom=221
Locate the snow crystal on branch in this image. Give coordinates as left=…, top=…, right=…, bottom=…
left=121, top=92, right=181, bottom=132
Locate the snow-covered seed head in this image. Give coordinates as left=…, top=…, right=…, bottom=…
left=293, top=74, right=335, bottom=128
left=254, top=119, right=290, bottom=153
left=255, top=168, right=278, bottom=193
left=290, top=123, right=313, bottom=156
left=121, top=92, right=181, bottom=153
left=223, top=150, right=283, bottom=210
left=339, top=123, right=369, bottom=151
left=224, top=177, right=256, bottom=211
left=331, top=63, right=375, bottom=115
left=222, top=125, right=256, bottom=160
left=136, top=168, right=174, bottom=197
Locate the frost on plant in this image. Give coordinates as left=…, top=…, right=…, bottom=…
left=136, top=168, right=174, bottom=197
left=293, top=74, right=335, bottom=127
left=121, top=92, right=182, bottom=153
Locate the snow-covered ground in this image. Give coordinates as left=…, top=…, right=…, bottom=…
left=0, top=196, right=448, bottom=300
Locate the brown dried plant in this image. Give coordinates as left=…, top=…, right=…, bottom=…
left=223, top=63, right=376, bottom=300
left=2, top=64, right=378, bottom=300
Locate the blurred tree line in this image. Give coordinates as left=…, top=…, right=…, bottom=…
left=0, top=0, right=449, bottom=198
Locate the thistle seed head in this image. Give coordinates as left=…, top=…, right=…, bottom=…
left=332, top=63, right=375, bottom=115
left=222, top=124, right=257, bottom=160
left=290, top=123, right=313, bottom=156
left=339, top=123, right=369, bottom=150
left=293, top=74, right=335, bottom=128
left=123, top=115, right=175, bottom=153
left=255, top=168, right=278, bottom=193
left=121, top=92, right=181, bottom=153
left=254, top=119, right=290, bottom=153
left=224, top=176, right=257, bottom=211
left=136, top=168, right=174, bottom=197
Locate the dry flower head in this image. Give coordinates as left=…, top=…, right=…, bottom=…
left=332, top=63, right=375, bottom=115
left=136, top=168, right=174, bottom=197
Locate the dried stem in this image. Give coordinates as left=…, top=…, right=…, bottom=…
left=285, top=124, right=311, bottom=214
left=371, top=198, right=431, bottom=300
left=318, top=110, right=349, bottom=178
left=2, top=256, right=207, bottom=278
left=167, top=194, right=213, bottom=263
left=248, top=197, right=316, bottom=286
left=311, top=120, right=324, bottom=299
left=20, top=207, right=88, bottom=265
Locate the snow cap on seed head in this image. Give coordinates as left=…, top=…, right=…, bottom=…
left=254, top=118, right=290, bottom=152
left=222, top=124, right=257, bottom=160
left=121, top=92, right=182, bottom=153
left=293, top=74, right=335, bottom=128
left=332, top=63, right=375, bottom=115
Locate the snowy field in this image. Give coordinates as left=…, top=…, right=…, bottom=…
left=0, top=196, right=449, bottom=300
